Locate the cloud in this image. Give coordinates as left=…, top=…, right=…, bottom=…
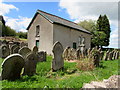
left=0, top=2, right=19, bottom=15
left=59, top=0, right=118, bottom=48
left=4, top=16, right=32, bottom=32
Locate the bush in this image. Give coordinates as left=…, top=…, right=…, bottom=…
left=76, top=57, right=95, bottom=71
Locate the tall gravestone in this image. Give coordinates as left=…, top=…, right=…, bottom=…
left=52, top=41, right=64, bottom=71
left=23, top=52, right=38, bottom=76
left=18, top=46, right=31, bottom=58
left=0, top=45, right=10, bottom=58
left=1, top=54, right=24, bottom=80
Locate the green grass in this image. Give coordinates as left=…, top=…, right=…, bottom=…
left=0, top=56, right=119, bottom=88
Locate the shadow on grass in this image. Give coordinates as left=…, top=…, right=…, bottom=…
left=98, top=61, right=107, bottom=69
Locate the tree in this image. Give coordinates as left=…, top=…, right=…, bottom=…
left=96, top=15, right=111, bottom=47
left=2, top=25, right=16, bottom=36
left=16, top=32, right=27, bottom=39
left=78, top=15, right=111, bottom=48
left=78, top=19, right=97, bottom=47
left=78, top=19, right=96, bottom=32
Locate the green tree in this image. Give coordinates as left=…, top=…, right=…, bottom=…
left=96, top=15, right=111, bottom=47
left=17, top=32, right=27, bottom=39
left=78, top=19, right=97, bottom=47
left=2, top=26, right=16, bottom=36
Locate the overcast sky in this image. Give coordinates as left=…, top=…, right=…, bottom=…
left=0, top=0, right=119, bottom=48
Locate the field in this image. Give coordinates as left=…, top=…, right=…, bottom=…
left=0, top=56, right=119, bottom=88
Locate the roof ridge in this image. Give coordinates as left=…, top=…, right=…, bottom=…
left=37, top=9, right=78, bottom=25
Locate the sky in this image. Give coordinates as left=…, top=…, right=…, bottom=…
left=0, top=0, right=119, bottom=48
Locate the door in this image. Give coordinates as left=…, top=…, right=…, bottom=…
left=36, top=40, right=39, bottom=48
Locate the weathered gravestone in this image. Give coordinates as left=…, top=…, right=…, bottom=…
left=104, top=50, right=110, bottom=61
left=87, top=48, right=91, bottom=56
left=18, top=46, right=31, bottom=58
left=23, top=52, right=38, bottom=76
left=108, top=51, right=113, bottom=60
left=20, top=42, right=27, bottom=48
left=0, top=45, right=10, bottom=58
left=63, top=46, right=70, bottom=60
left=13, top=46, right=20, bottom=54
left=33, top=46, right=38, bottom=54
left=113, top=50, right=117, bottom=60
left=11, top=44, right=19, bottom=54
left=52, top=41, right=64, bottom=71
left=93, top=50, right=100, bottom=67
left=99, top=51, right=104, bottom=61
left=38, top=51, right=46, bottom=62
left=76, top=48, right=81, bottom=60
left=1, top=54, right=24, bottom=80
left=115, top=51, right=119, bottom=60
left=70, top=48, right=77, bottom=60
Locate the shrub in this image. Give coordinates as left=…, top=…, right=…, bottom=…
left=76, top=57, right=95, bottom=71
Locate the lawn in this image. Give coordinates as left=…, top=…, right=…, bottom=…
left=0, top=56, right=119, bottom=88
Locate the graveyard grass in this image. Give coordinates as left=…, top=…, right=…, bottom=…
left=0, top=56, right=119, bottom=88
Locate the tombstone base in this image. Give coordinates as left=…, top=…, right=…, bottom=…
left=52, top=67, right=64, bottom=72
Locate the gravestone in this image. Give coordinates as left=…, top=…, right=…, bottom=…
left=93, top=50, right=100, bottom=67
left=23, top=52, right=38, bottom=76
left=70, top=48, right=77, bottom=60
left=0, top=45, right=10, bottom=58
left=18, top=46, right=31, bottom=58
left=38, top=51, right=46, bottom=62
left=100, top=51, right=104, bottom=61
left=1, top=54, right=24, bottom=80
left=33, top=46, right=38, bottom=54
left=76, top=48, right=81, bottom=60
left=87, top=48, right=91, bottom=56
left=20, top=42, right=27, bottom=48
left=113, top=51, right=117, bottom=60
left=104, top=50, right=110, bottom=61
left=52, top=41, right=64, bottom=71
left=63, top=46, right=70, bottom=60
left=108, top=51, right=113, bottom=60
left=115, top=51, right=119, bottom=60
left=11, top=44, right=18, bottom=54
left=13, top=46, right=20, bottom=54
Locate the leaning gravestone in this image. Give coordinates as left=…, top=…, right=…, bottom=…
left=52, top=41, right=64, bottom=71
left=1, top=54, right=24, bottom=80
left=23, top=52, right=38, bottom=76
left=0, top=45, right=10, bottom=58
left=18, top=46, right=31, bottom=58
left=38, top=51, right=46, bottom=62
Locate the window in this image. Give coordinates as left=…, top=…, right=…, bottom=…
left=36, top=25, right=40, bottom=37
left=73, top=42, right=76, bottom=49
left=36, top=40, right=39, bottom=48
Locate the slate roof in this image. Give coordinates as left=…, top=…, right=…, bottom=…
left=27, top=10, right=91, bottom=34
